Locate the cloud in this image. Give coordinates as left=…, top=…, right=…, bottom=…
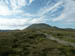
left=0, top=0, right=75, bottom=29
left=52, top=14, right=65, bottom=22
left=0, top=0, right=34, bottom=16
left=29, top=0, right=34, bottom=4
left=0, top=0, right=10, bottom=15
left=10, top=0, right=27, bottom=10
left=0, top=16, right=44, bottom=30
left=0, top=18, right=30, bottom=30
left=0, top=16, right=46, bottom=30
left=22, top=13, right=38, bottom=17
left=37, top=0, right=63, bottom=16
left=53, top=0, right=75, bottom=24
left=29, top=16, right=45, bottom=24
left=0, top=0, right=37, bottom=30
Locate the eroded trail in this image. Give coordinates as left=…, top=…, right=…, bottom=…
left=45, top=33, right=75, bottom=48
left=37, top=31, right=75, bottom=48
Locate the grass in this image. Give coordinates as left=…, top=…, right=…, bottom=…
left=0, top=25, right=75, bottom=56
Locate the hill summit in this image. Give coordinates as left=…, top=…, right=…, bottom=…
left=26, top=23, right=52, bottom=30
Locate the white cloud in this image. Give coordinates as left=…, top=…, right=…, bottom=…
left=29, top=16, right=49, bottom=24
left=52, top=14, right=65, bottom=22
left=23, top=13, right=37, bottom=17
left=10, top=0, right=27, bottom=10
left=0, top=18, right=30, bottom=30
left=0, top=0, right=34, bottom=16
left=1, top=0, right=75, bottom=29
left=0, top=0, right=37, bottom=30
left=0, top=0, right=11, bottom=15
left=38, top=1, right=63, bottom=16
left=0, top=16, right=46, bottom=30
left=29, top=0, right=34, bottom=4
left=30, top=18, right=43, bottom=24
left=0, top=16, right=45, bottom=30
left=53, top=0, right=75, bottom=23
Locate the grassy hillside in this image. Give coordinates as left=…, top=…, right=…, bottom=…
left=0, top=23, right=75, bottom=56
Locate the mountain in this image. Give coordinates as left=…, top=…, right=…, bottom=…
left=26, top=23, right=75, bottom=31
left=0, top=30, right=12, bottom=32
left=26, top=23, right=52, bottom=30
left=0, top=23, right=75, bottom=56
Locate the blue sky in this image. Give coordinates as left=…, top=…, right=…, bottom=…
left=0, top=0, right=75, bottom=30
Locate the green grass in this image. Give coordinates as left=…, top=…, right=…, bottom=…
left=0, top=26, right=75, bottom=56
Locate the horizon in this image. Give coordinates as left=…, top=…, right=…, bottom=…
left=0, top=23, right=75, bottom=30
left=0, top=0, right=75, bottom=30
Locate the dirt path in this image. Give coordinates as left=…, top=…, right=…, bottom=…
left=37, top=31, right=75, bottom=48
left=45, top=33, right=75, bottom=47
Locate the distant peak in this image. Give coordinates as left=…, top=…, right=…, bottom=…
left=26, top=23, right=51, bottom=30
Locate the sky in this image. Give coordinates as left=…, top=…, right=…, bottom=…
left=0, top=0, right=75, bottom=30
